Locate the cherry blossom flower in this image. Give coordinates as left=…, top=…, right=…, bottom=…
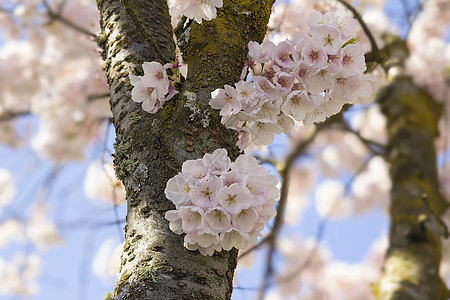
left=92, top=239, right=123, bottom=281
left=130, top=74, right=162, bottom=114
left=338, top=16, right=357, bottom=39
left=308, top=10, right=337, bottom=28
left=182, top=159, right=210, bottom=182
left=220, top=171, right=244, bottom=187
left=221, top=230, right=249, bottom=251
left=340, top=44, right=367, bottom=75
left=26, top=203, right=62, bottom=250
left=203, top=148, right=231, bottom=174
left=281, top=90, right=316, bottom=121
left=142, top=62, right=169, bottom=97
left=165, top=174, right=192, bottom=206
left=0, top=253, right=42, bottom=296
left=272, top=41, right=297, bottom=69
left=130, top=61, right=178, bottom=114
left=210, top=85, right=241, bottom=116
left=302, top=42, right=328, bottom=69
left=209, top=11, right=372, bottom=149
left=189, top=177, right=221, bottom=208
left=166, top=210, right=183, bottom=235
left=248, top=121, right=281, bottom=145
left=204, top=207, right=231, bottom=232
left=217, top=184, right=253, bottom=214
left=170, top=0, right=223, bottom=23
left=248, top=40, right=276, bottom=63
left=315, top=179, right=350, bottom=218
left=310, top=25, right=342, bottom=54
left=306, top=69, right=333, bottom=93
left=178, top=206, right=206, bottom=232
left=232, top=207, right=259, bottom=232
left=165, top=148, right=279, bottom=255
left=0, top=219, right=25, bottom=248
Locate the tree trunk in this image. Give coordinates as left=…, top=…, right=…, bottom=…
left=96, top=0, right=274, bottom=299
left=373, top=38, right=449, bottom=299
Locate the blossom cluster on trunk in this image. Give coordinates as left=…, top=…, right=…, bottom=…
left=164, top=149, right=279, bottom=256
left=210, top=10, right=374, bottom=149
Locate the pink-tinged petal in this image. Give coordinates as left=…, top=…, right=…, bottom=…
left=165, top=210, right=183, bottom=234
left=302, top=43, right=328, bottom=69
left=310, top=25, right=343, bottom=54
left=341, top=44, right=366, bottom=75
left=165, top=174, right=192, bottom=205
left=182, top=159, right=209, bottom=182
left=203, top=148, right=231, bottom=174
left=338, top=17, right=357, bottom=39
left=232, top=207, right=259, bottom=232
left=204, top=207, right=231, bottom=232
left=129, top=74, right=141, bottom=86
left=220, top=230, right=250, bottom=250
left=164, top=82, right=179, bottom=101
left=248, top=121, right=281, bottom=146
left=217, top=183, right=252, bottom=214
left=141, top=96, right=161, bottom=114
left=178, top=206, right=205, bottom=232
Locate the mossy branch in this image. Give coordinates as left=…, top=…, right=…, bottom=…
left=374, top=75, right=448, bottom=300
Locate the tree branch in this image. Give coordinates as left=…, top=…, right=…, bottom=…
left=337, top=118, right=386, bottom=155
left=256, top=110, right=350, bottom=299
left=0, top=110, right=31, bottom=122
left=276, top=155, right=374, bottom=286
left=87, top=93, right=110, bottom=102
left=334, top=0, right=379, bottom=58
left=97, top=0, right=275, bottom=299
left=257, top=125, right=323, bottom=300
left=373, top=74, right=448, bottom=299
left=43, top=0, right=96, bottom=37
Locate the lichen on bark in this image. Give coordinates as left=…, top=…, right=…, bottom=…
left=373, top=37, right=449, bottom=298
left=96, top=0, right=275, bottom=299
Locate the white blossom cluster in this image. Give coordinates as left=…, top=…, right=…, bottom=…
left=164, top=148, right=279, bottom=256
left=210, top=11, right=375, bottom=149
left=129, top=61, right=178, bottom=114
left=169, top=0, right=223, bottom=23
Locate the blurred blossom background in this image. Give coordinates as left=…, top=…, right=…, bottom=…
left=0, top=0, right=449, bottom=299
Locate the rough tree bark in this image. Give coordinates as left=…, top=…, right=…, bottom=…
left=373, top=37, right=449, bottom=300
left=96, top=0, right=274, bottom=299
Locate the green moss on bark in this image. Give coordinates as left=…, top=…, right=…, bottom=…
left=373, top=76, right=448, bottom=300
left=97, top=0, right=275, bottom=299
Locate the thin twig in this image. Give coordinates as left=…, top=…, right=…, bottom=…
left=276, top=155, right=375, bottom=287
left=401, top=0, right=424, bottom=39
left=42, top=0, right=96, bottom=37
left=238, top=234, right=271, bottom=259
left=253, top=155, right=278, bottom=168
left=0, top=110, right=31, bottom=122
left=337, top=119, right=386, bottom=155
left=59, top=218, right=126, bottom=230
left=334, top=0, right=379, bottom=54
left=400, top=0, right=414, bottom=28
left=256, top=110, right=350, bottom=299
left=0, top=7, right=13, bottom=13
left=87, top=93, right=110, bottom=102
left=411, top=0, right=425, bottom=22
left=257, top=126, right=320, bottom=300
left=234, top=286, right=259, bottom=291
